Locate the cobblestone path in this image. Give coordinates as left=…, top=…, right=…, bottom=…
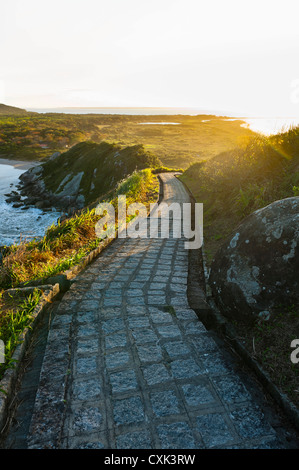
left=5, top=174, right=299, bottom=449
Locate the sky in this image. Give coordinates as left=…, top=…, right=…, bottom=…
left=1, top=0, right=299, bottom=117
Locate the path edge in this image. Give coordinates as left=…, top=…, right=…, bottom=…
left=0, top=284, right=60, bottom=436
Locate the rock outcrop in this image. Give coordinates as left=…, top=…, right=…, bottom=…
left=7, top=141, right=161, bottom=214
left=209, top=197, right=299, bottom=324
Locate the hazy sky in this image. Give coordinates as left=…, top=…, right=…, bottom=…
left=1, top=0, right=299, bottom=116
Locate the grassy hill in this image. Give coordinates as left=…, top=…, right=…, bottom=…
left=0, top=103, right=29, bottom=115
left=180, top=125, right=299, bottom=266
left=0, top=111, right=256, bottom=167
left=20, top=141, right=161, bottom=209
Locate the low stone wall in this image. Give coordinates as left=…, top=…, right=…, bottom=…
left=0, top=284, right=60, bottom=433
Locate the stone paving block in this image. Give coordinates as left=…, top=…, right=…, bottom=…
left=148, top=289, right=166, bottom=296
left=170, top=296, right=189, bottom=307
left=126, top=289, right=144, bottom=297
left=156, top=324, right=182, bottom=339
left=196, top=413, right=235, bottom=448
left=126, top=305, right=147, bottom=316
left=152, top=275, right=170, bottom=283
left=34, top=378, right=66, bottom=406
left=76, top=338, right=99, bottom=355
left=109, top=369, right=139, bottom=394
left=170, top=283, right=187, bottom=293
left=90, top=281, right=108, bottom=290
left=190, top=334, right=219, bottom=352
left=142, top=363, right=172, bottom=385
left=181, top=383, right=217, bottom=407
left=105, top=350, right=131, bottom=370
left=108, top=281, right=126, bottom=289
left=99, top=306, right=122, bottom=319
left=28, top=403, right=66, bottom=448
left=51, top=313, right=73, bottom=328
left=75, top=311, right=99, bottom=324
left=171, top=358, right=203, bottom=379
left=149, top=282, right=167, bottom=290
left=71, top=378, right=102, bottom=402
left=64, top=432, right=107, bottom=449
left=163, top=340, right=191, bottom=358
left=42, top=341, right=69, bottom=363
left=229, top=404, right=275, bottom=439
left=147, top=295, right=167, bottom=305
left=103, top=297, right=123, bottom=307
left=175, top=308, right=198, bottom=321
left=102, top=317, right=126, bottom=334
left=55, top=300, right=78, bottom=314
left=150, top=390, right=181, bottom=417
left=183, top=320, right=207, bottom=335
left=77, top=299, right=101, bottom=311
left=83, top=290, right=102, bottom=300
left=211, top=375, right=252, bottom=404
left=132, top=328, right=159, bottom=345
left=47, top=326, right=70, bottom=343
left=129, top=281, right=146, bottom=289
left=201, top=351, right=234, bottom=375
left=157, top=422, right=197, bottom=449
left=104, top=288, right=123, bottom=298
left=128, top=316, right=150, bottom=329
left=113, top=396, right=145, bottom=426
left=75, top=356, right=98, bottom=376
left=149, top=307, right=174, bottom=324
left=105, top=332, right=128, bottom=349
left=171, top=277, right=187, bottom=284
left=136, top=344, right=164, bottom=363
left=77, top=323, right=100, bottom=338
left=127, top=296, right=146, bottom=306
left=116, top=429, right=152, bottom=449
left=68, top=404, right=105, bottom=436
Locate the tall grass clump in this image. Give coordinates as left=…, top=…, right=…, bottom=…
left=0, top=169, right=159, bottom=290
left=180, top=125, right=299, bottom=264
left=0, top=289, right=42, bottom=380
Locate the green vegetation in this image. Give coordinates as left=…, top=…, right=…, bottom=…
left=38, top=141, right=161, bottom=206
left=0, top=112, right=255, bottom=168
left=0, top=289, right=42, bottom=381
left=0, top=103, right=29, bottom=116
left=180, top=125, right=299, bottom=265
left=233, top=305, right=299, bottom=407
left=0, top=169, right=159, bottom=289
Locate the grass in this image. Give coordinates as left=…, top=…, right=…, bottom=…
left=32, top=141, right=161, bottom=208
left=0, top=289, right=42, bottom=382
left=232, top=305, right=299, bottom=407
left=0, top=169, right=159, bottom=289
left=0, top=113, right=256, bottom=168
left=180, top=125, right=299, bottom=266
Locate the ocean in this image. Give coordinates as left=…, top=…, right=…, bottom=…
left=0, top=160, right=61, bottom=246
left=26, top=107, right=299, bottom=136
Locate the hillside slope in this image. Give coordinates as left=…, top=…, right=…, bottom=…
left=0, top=103, right=29, bottom=115
left=16, top=141, right=161, bottom=211
left=180, top=125, right=299, bottom=265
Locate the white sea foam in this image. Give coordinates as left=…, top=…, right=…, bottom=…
left=0, top=163, right=61, bottom=246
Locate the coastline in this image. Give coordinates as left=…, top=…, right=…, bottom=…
left=0, top=158, right=38, bottom=170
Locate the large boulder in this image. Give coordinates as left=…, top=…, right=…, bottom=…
left=209, top=197, right=299, bottom=324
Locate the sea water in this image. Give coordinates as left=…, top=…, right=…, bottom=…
left=0, top=162, right=61, bottom=246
